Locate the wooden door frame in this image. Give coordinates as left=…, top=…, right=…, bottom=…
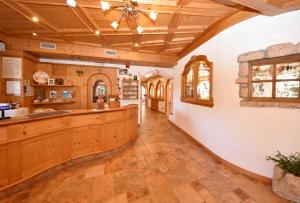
left=87, top=73, right=113, bottom=109
left=165, top=79, right=173, bottom=115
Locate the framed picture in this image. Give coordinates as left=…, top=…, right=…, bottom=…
left=119, top=69, right=128, bottom=75
left=50, top=91, right=57, bottom=99
left=48, top=78, right=55, bottom=85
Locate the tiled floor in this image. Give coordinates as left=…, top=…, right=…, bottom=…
left=1, top=106, right=287, bottom=203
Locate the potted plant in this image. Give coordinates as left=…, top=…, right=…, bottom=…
left=266, top=151, right=300, bottom=202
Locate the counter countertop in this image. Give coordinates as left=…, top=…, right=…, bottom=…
left=0, top=104, right=138, bottom=126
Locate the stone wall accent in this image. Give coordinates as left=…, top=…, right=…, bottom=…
left=238, top=62, right=249, bottom=76
left=266, top=43, right=296, bottom=58
left=238, top=50, right=265, bottom=62
left=236, top=42, right=300, bottom=109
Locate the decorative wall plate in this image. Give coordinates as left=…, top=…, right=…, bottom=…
left=33, top=71, right=50, bottom=84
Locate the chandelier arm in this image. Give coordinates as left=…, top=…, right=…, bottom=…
left=138, top=10, right=155, bottom=22
left=118, top=14, right=124, bottom=24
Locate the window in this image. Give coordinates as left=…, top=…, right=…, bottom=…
left=181, top=55, right=213, bottom=107
left=149, top=83, right=155, bottom=98
left=156, top=81, right=164, bottom=100
left=249, top=55, right=300, bottom=101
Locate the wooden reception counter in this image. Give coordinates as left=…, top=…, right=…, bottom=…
left=0, top=105, right=138, bottom=194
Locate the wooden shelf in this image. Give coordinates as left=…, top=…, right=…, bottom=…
left=29, top=84, right=75, bottom=87
left=31, top=101, right=75, bottom=105
left=122, top=79, right=139, bottom=100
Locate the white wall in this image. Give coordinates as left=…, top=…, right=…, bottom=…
left=169, top=10, right=300, bottom=178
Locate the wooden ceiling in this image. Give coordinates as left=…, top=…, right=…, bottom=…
left=0, top=0, right=299, bottom=66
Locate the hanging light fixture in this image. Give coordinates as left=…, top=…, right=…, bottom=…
left=111, top=21, right=119, bottom=30
left=66, top=0, right=76, bottom=7
left=100, top=0, right=158, bottom=34
left=149, top=11, right=157, bottom=22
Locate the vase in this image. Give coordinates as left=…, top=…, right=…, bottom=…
left=272, top=165, right=300, bottom=202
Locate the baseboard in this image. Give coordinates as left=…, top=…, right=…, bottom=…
left=168, top=119, right=272, bottom=184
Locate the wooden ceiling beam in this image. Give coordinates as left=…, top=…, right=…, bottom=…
left=14, top=0, right=234, bottom=17
left=282, top=0, right=300, bottom=9
left=158, top=0, right=193, bottom=54
left=0, top=0, right=72, bottom=42
left=178, top=10, right=256, bottom=59
left=70, top=6, right=108, bottom=47
left=3, top=34, right=177, bottom=67
left=230, top=0, right=285, bottom=15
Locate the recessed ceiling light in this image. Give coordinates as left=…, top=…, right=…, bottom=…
left=32, top=16, right=39, bottom=22
left=95, top=30, right=100, bottom=35
left=32, top=33, right=37, bottom=36
left=100, top=1, right=110, bottom=12
left=66, top=0, right=76, bottom=7
left=136, top=26, right=143, bottom=34
left=134, top=43, right=139, bottom=47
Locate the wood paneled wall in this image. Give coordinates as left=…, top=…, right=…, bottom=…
left=0, top=56, right=37, bottom=107
left=0, top=54, right=118, bottom=110
left=36, top=63, right=118, bottom=110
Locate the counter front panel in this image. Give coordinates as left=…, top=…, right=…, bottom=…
left=0, top=105, right=138, bottom=192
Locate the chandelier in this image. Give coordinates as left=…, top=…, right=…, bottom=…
left=66, top=0, right=158, bottom=34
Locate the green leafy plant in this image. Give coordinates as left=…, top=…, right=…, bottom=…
left=266, top=151, right=300, bottom=177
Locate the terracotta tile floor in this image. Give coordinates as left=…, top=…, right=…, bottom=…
left=1, top=107, right=288, bottom=203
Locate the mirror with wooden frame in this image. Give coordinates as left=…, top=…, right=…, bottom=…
left=181, top=55, right=214, bottom=107
left=156, top=80, right=164, bottom=101
left=149, top=82, right=155, bottom=98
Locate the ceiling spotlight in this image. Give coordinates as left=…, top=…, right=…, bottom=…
left=136, top=26, right=143, bottom=34
left=149, top=12, right=157, bottom=21
left=32, top=33, right=37, bottom=36
left=95, top=30, right=100, bottom=35
left=134, top=43, right=139, bottom=47
left=66, top=0, right=76, bottom=7
left=32, top=16, right=39, bottom=22
left=111, top=21, right=119, bottom=30
left=100, top=1, right=110, bottom=12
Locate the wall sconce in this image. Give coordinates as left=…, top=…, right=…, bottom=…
left=76, top=70, right=84, bottom=76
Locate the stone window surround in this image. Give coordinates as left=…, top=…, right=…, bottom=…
left=236, top=42, right=300, bottom=109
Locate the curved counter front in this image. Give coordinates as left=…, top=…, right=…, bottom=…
left=0, top=105, right=138, bottom=193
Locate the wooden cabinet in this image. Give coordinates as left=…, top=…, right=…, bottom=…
left=0, top=105, right=138, bottom=192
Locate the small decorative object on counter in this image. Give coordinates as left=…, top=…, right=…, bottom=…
left=108, top=95, right=120, bottom=109
left=96, top=95, right=105, bottom=110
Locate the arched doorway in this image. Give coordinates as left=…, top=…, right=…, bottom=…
left=87, top=73, right=112, bottom=109
left=166, top=79, right=173, bottom=116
